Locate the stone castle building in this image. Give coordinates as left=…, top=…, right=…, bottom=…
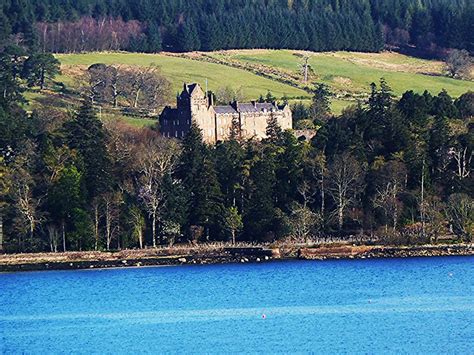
left=159, top=83, right=292, bottom=143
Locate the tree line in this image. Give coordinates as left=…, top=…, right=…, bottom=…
left=1, top=51, right=473, bottom=252
left=1, top=0, right=472, bottom=55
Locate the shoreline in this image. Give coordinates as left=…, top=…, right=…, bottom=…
left=0, top=243, right=472, bottom=273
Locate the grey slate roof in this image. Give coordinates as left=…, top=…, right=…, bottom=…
left=214, top=105, right=237, bottom=114
left=214, top=102, right=279, bottom=114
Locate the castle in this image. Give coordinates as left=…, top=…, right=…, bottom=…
left=159, top=83, right=292, bottom=143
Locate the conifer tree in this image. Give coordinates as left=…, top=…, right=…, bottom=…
left=310, top=83, right=332, bottom=121
left=244, top=155, right=277, bottom=241
left=145, top=21, right=162, bottom=53
left=179, top=123, right=224, bottom=240
left=64, top=100, right=111, bottom=201
left=177, top=19, right=201, bottom=52
left=22, top=53, right=60, bottom=90
left=266, top=113, right=283, bottom=144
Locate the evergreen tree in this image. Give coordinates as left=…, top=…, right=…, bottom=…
left=310, top=83, right=332, bottom=121
left=22, top=53, right=60, bottom=90
left=145, top=21, right=162, bottom=53
left=0, top=12, right=12, bottom=45
left=0, top=44, right=26, bottom=104
left=244, top=153, right=277, bottom=241
left=265, top=91, right=276, bottom=103
left=265, top=113, right=283, bottom=144
left=176, top=19, right=201, bottom=52
left=47, top=165, right=84, bottom=251
left=63, top=100, right=111, bottom=201
left=179, top=123, right=224, bottom=240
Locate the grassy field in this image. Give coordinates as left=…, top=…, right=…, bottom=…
left=210, top=50, right=473, bottom=98
left=101, top=113, right=157, bottom=128
left=52, top=50, right=473, bottom=118
left=56, top=52, right=308, bottom=100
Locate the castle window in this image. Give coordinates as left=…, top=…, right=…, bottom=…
left=181, top=131, right=184, bottom=137
left=175, top=131, right=178, bottom=138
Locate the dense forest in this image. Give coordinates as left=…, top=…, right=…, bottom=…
left=1, top=0, right=473, bottom=54
left=0, top=38, right=472, bottom=253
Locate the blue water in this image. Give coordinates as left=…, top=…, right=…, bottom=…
left=0, top=257, right=473, bottom=354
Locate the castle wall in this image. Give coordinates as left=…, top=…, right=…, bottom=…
left=214, top=112, right=237, bottom=142
left=160, top=83, right=293, bottom=143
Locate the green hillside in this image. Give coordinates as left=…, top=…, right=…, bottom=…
left=56, top=52, right=308, bottom=100
left=209, top=50, right=473, bottom=98
left=53, top=50, right=473, bottom=118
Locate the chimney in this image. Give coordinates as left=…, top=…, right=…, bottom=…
left=231, top=100, right=239, bottom=111
left=209, top=93, right=214, bottom=107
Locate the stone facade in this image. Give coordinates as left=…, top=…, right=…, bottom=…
left=159, top=83, right=292, bottom=143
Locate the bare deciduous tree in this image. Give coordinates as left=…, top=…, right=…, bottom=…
left=10, top=145, right=43, bottom=250
left=46, top=223, right=60, bottom=252
left=373, top=160, right=407, bottom=231
left=449, top=146, right=472, bottom=180
left=135, top=133, right=181, bottom=247
left=123, top=66, right=171, bottom=112
left=129, top=205, right=145, bottom=248
left=0, top=157, right=11, bottom=253
left=445, top=49, right=472, bottom=79
left=445, top=193, right=473, bottom=241
left=289, top=202, right=322, bottom=243
left=216, top=86, right=244, bottom=105
left=310, top=152, right=327, bottom=215
left=37, top=17, right=144, bottom=53
left=103, top=191, right=123, bottom=250
left=424, top=195, right=447, bottom=243
left=327, top=153, right=365, bottom=230
left=81, top=63, right=108, bottom=104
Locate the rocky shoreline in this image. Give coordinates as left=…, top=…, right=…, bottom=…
left=0, top=243, right=472, bottom=272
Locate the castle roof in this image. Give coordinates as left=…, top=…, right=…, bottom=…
left=180, top=83, right=204, bottom=99
left=214, top=105, right=237, bottom=114
left=214, top=102, right=280, bottom=114
left=186, top=83, right=199, bottom=95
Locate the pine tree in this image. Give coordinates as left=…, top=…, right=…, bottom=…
left=266, top=113, right=283, bottom=144
left=244, top=155, right=277, bottom=241
left=310, top=83, right=332, bottom=121
left=177, top=19, right=201, bottom=52
left=0, top=12, right=12, bottom=45
left=64, top=100, right=111, bottom=201
left=22, top=53, right=60, bottom=90
left=145, top=21, right=162, bottom=53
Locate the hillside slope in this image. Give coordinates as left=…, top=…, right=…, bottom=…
left=24, top=50, right=472, bottom=124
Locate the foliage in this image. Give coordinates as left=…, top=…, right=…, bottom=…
left=310, top=83, right=332, bottom=121
left=21, top=53, right=60, bottom=90
left=3, top=0, right=473, bottom=54
left=0, top=41, right=473, bottom=251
